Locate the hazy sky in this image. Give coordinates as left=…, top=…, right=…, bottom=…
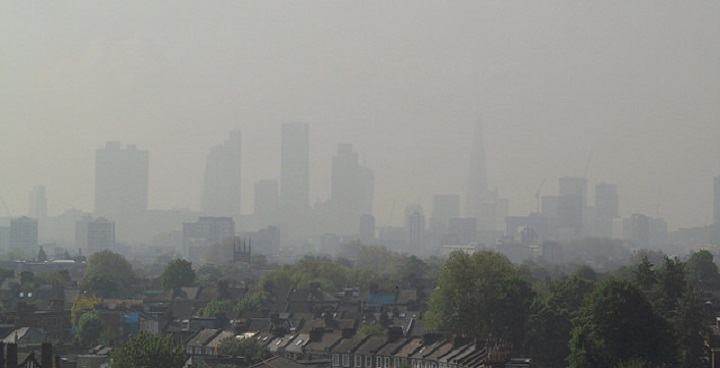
left=1, top=1, right=719, bottom=230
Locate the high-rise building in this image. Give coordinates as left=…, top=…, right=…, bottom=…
left=466, top=121, right=491, bottom=220
left=329, top=144, right=374, bottom=234
left=595, top=183, right=619, bottom=238
left=359, top=214, right=376, bottom=244
left=254, top=179, right=279, bottom=227
left=28, top=185, right=47, bottom=219
left=447, top=217, right=477, bottom=245
left=714, top=176, right=720, bottom=245
left=87, top=217, right=115, bottom=253
left=94, top=141, right=149, bottom=241
left=465, top=120, right=504, bottom=235
left=407, top=210, right=425, bottom=253
left=183, top=216, right=235, bottom=263
left=557, top=176, right=586, bottom=239
left=280, top=123, right=309, bottom=212
left=10, top=217, right=38, bottom=251
left=430, top=194, right=460, bottom=234
left=280, top=123, right=309, bottom=242
left=202, top=130, right=242, bottom=222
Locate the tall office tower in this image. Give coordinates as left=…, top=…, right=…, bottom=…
left=28, top=186, right=47, bottom=219
left=557, top=176, right=586, bottom=239
left=10, top=216, right=38, bottom=250
left=279, top=123, right=310, bottom=242
left=359, top=214, right=376, bottom=244
left=183, top=216, right=235, bottom=263
left=87, top=217, right=115, bottom=253
left=280, top=123, right=310, bottom=212
left=254, top=179, right=279, bottom=227
left=714, top=176, right=720, bottom=245
left=595, top=183, right=619, bottom=238
left=202, top=130, right=242, bottom=222
left=465, top=120, right=500, bottom=233
left=430, top=194, right=460, bottom=234
left=447, top=217, right=477, bottom=245
left=94, top=141, right=149, bottom=241
left=406, top=209, right=426, bottom=254
left=329, top=144, right=374, bottom=234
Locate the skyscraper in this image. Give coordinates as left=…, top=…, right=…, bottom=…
left=183, top=216, right=235, bottom=263
left=465, top=120, right=502, bottom=234
left=94, top=141, right=149, bottom=241
left=280, top=123, right=310, bottom=241
left=28, top=185, right=47, bottom=219
left=714, top=176, right=720, bottom=245
left=557, top=176, right=586, bottom=239
left=10, top=216, right=38, bottom=251
left=430, top=194, right=460, bottom=234
left=202, top=130, right=242, bottom=222
left=329, top=144, right=374, bottom=234
left=254, top=179, right=279, bottom=227
left=595, top=183, right=619, bottom=238
left=280, top=123, right=309, bottom=212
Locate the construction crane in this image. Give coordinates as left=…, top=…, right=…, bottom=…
left=582, top=150, right=594, bottom=180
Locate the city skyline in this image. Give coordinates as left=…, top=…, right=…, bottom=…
left=1, top=1, right=718, bottom=231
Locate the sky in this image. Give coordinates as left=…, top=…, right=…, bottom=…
left=1, top=1, right=719, bottom=230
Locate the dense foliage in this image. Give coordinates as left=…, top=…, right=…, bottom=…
left=426, top=251, right=534, bottom=346
left=109, top=332, right=186, bottom=368
left=161, top=259, right=196, bottom=290
left=81, top=250, right=137, bottom=298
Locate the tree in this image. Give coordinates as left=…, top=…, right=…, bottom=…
left=161, top=259, right=196, bottom=291
left=568, top=279, right=675, bottom=368
left=685, top=250, right=720, bottom=291
left=218, top=336, right=271, bottom=362
left=109, top=332, right=186, bottom=368
left=427, top=251, right=535, bottom=345
left=81, top=250, right=136, bottom=298
left=77, top=311, right=104, bottom=346
left=672, top=289, right=710, bottom=368
left=525, top=276, right=596, bottom=367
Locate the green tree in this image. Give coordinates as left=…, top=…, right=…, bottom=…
left=568, top=279, right=675, bottom=368
left=109, top=332, right=186, bottom=368
left=685, top=250, right=720, bottom=291
left=427, top=251, right=535, bottom=345
left=161, top=259, right=196, bottom=291
left=77, top=311, right=104, bottom=346
left=218, top=336, right=271, bottom=362
left=525, top=276, right=596, bottom=368
left=672, top=289, right=710, bottom=368
left=81, top=250, right=136, bottom=298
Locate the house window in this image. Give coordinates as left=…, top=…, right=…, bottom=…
left=384, top=357, right=390, bottom=368
left=355, top=355, right=363, bottom=367
left=333, top=354, right=341, bottom=367
left=394, top=358, right=399, bottom=367
left=194, top=347, right=202, bottom=355
left=343, top=354, right=350, bottom=367
left=186, top=347, right=192, bottom=354
left=205, top=348, right=213, bottom=355
left=377, top=356, right=383, bottom=368
left=365, top=356, right=372, bottom=367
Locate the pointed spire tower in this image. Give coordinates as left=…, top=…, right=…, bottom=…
left=465, top=119, right=503, bottom=234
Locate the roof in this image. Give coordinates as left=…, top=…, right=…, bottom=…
left=354, top=335, right=388, bottom=355
left=186, top=328, right=222, bottom=347
left=251, top=356, right=308, bottom=368
left=394, top=338, right=424, bottom=358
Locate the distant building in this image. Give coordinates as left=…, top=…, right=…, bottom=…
left=430, top=194, right=460, bottom=234
left=239, top=226, right=281, bottom=257
left=202, top=130, right=242, bottom=222
left=87, top=217, right=115, bottom=253
left=406, top=207, right=425, bottom=253
left=541, top=241, right=563, bottom=264
left=329, top=144, right=374, bottom=235
left=10, top=217, right=38, bottom=251
left=254, top=179, right=279, bottom=227
left=183, top=217, right=235, bottom=263
left=94, top=141, right=149, bottom=242
left=358, top=214, right=376, bottom=244
left=280, top=123, right=310, bottom=241
left=594, top=183, right=619, bottom=238
left=28, top=185, right=47, bottom=219
left=446, top=217, right=477, bottom=245
left=714, top=176, right=720, bottom=245
left=557, top=176, right=586, bottom=239
left=622, top=214, right=667, bottom=248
